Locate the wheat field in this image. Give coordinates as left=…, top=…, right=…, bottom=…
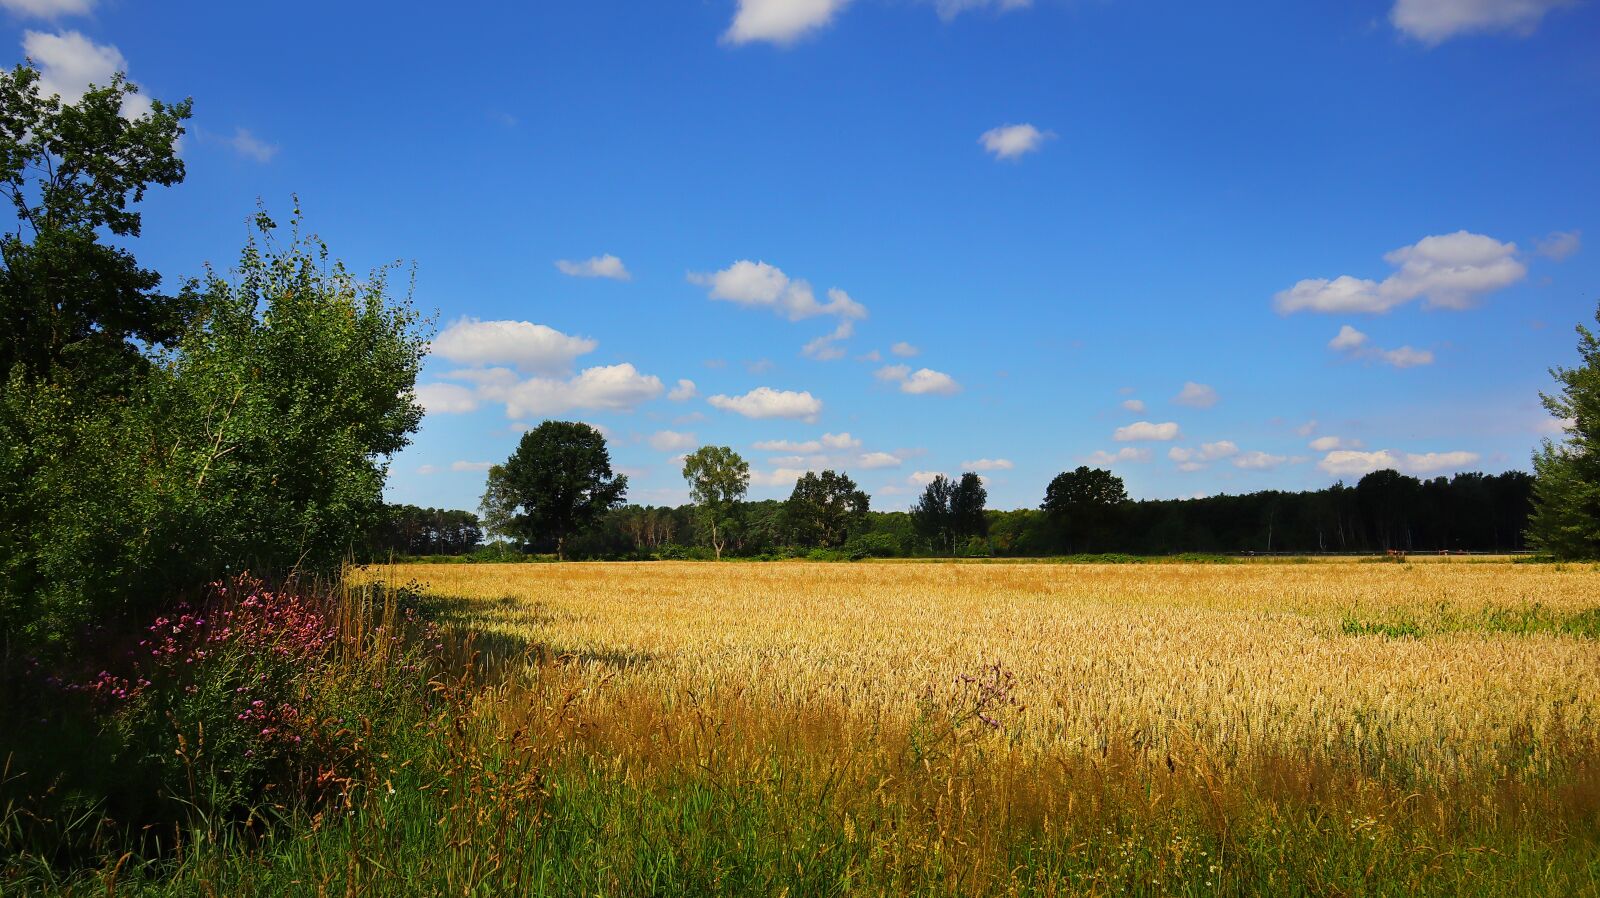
left=343, top=560, right=1600, bottom=894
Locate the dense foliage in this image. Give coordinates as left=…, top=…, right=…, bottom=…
left=364, top=504, right=484, bottom=557
left=497, top=421, right=628, bottom=559
left=681, top=445, right=749, bottom=560
left=1529, top=297, right=1600, bottom=559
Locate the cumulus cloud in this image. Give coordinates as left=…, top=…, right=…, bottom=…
left=857, top=451, right=902, bottom=469
left=432, top=318, right=597, bottom=374
left=754, top=438, right=822, bottom=453
left=1114, top=421, right=1181, bottom=442
left=822, top=432, right=861, bottom=449
left=226, top=128, right=278, bottom=163
left=1318, top=449, right=1480, bottom=476
left=933, top=0, right=1031, bottom=19
left=1309, top=435, right=1362, bottom=451
left=723, top=0, right=850, bottom=45
left=1086, top=447, right=1151, bottom=465
left=876, top=365, right=960, bottom=395
left=486, top=364, right=665, bottom=418
left=708, top=387, right=823, bottom=422
left=416, top=464, right=439, bottom=475
left=908, top=470, right=945, bottom=487
left=1233, top=451, right=1289, bottom=471
left=1329, top=325, right=1368, bottom=351
left=749, top=467, right=813, bottom=488
left=1274, top=231, right=1525, bottom=314
left=649, top=430, right=698, bottom=452
left=555, top=254, right=631, bottom=280
left=1376, top=346, right=1435, bottom=368
left=1169, top=442, right=1239, bottom=467
left=1390, top=0, right=1576, bottom=44
left=1173, top=382, right=1218, bottom=409
left=2, top=0, right=95, bottom=18
left=667, top=379, right=698, bottom=401
left=890, top=341, right=920, bottom=357
left=416, top=383, right=479, bottom=415
left=802, top=320, right=854, bottom=361
left=1328, top=325, right=1434, bottom=368
left=1536, top=230, right=1581, bottom=261
left=1122, top=399, right=1146, bottom=413
left=451, top=461, right=494, bottom=473
left=691, top=261, right=866, bottom=358
left=961, top=458, right=1014, bottom=471
left=22, top=30, right=150, bottom=116
left=979, top=123, right=1050, bottom=160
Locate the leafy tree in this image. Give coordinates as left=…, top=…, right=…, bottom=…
left=1, top=210, right=427, bottom=647
left=1529, top=301, right=1600, bottom=558
left=500, top=421, right=627, bottom=559
left=478, top=464, right=519, bottom=544
left=912, top=474, right=957, bottom=553
left=681, top=445, right=749, bottom=560
left=951, top=472, right=989, bottom=544
left=1356, top=469, right=1421, bottom=551
left=0, top=64, right=193, bottom=384
left=785, top=470, right=869, bottom=549
left=1041, top=466, right=1127, bottom=553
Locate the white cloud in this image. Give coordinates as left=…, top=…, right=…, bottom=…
left=667, top=379, right=698, bottom=401
left=226, top=128, right=277, bottom=163
left=908, top=470, right=945, bottom=487
left=979, top=123, right=1050, bottom=160
left=932, top=0, right=1031, bottom=19
left=1328, top=325, right=1435, bottom=368
left=1376, top=346, right=1435, bottom=368
left=483, top=363, right=665, bottom=418
left=749, top=467, right=812, bottom=488
left=754, top=438, right=822, bottom=453
left=1233, top=451, right=1289, bottom=471
left=1122, top=399, right=1146, bottom=413
left=1295, top=420, right=1319, bottom=438
left=2, top=0, right=94, bottom=18
left=876, top=364, right=960, bottom=395
left=821, top=432, right=861, bottom=449
left=451, top=460, right=494, bottom=473
left=1086, top=447, right=1151, bottom=465
left=802, top=319, right=854, bottom=361
left=858, top=349, right=882, bottom=362
left=22, top=30, right=149, bottom=116
left=890, top=341, right=920, bottom=357
left=416, top=383, right=479, bottom=414
left=1317, top=449, right=1481, bottom=477
left=708, top=387, right=823, bottom=422
left=417, top=464, right=439, bottom=475
left=723, top=0, right=849, bottom=45
left=1403, top=451, right=1481, bottom=474
left=1169, top=441, right=1238, bottom=465
left=649, top=430, right=698, bottom=452
left=1114, top=421, right=1181, bottom=442
left=1329, top=325, right=1369, bottom=351
left=1538, top=416, right=1576, bottom=435
left=961, top=458, right=1014, bottom=471
left=1391, top=0, right=1575, bottom=44
left=691, top=261, right=867, bottom=325
left=1173, top=381, right=1218, bottom=409
left=1309, top=435, right=1362, bottom=451
left=1274, top=231, right=1524, bottom=314
left=432, top=318, right=597, bottom=374
left=746, top=358, right=775, bottom=375
left=555, top=254, right=631, bottom=280
left=857, top=451, right=902, bottom=469
left=1536, top=230, right=1581, bottom=261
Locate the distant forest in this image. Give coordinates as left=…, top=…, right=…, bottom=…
left=369, top=468, right=1534, bottom=560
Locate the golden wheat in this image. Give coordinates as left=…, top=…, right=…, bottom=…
left=367, top=560, right=1600, bottom=786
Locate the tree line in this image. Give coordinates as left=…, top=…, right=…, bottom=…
left=455, top=420, right=1542, bottom=560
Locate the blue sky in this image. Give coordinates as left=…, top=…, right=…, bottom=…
left=6, top=0, right=1597, bottom=511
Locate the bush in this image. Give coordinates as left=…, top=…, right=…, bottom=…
left=843, top=532, right=901, bottom=560
left=2, top=576, right=438, bottom=863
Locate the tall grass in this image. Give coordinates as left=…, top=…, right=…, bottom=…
left=8, top=560, right=1600, bottom=895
